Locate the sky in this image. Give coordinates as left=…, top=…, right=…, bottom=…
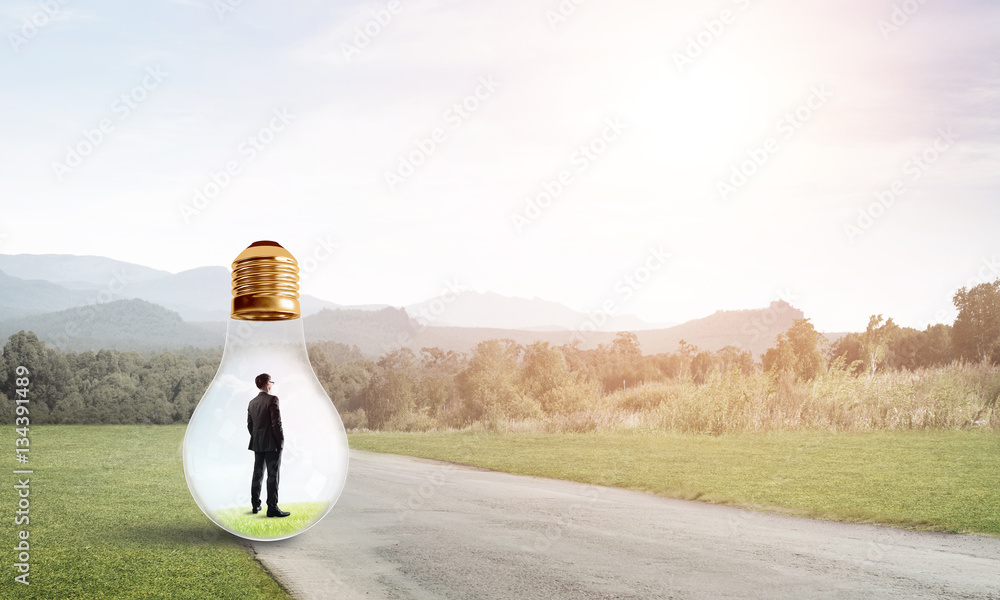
left=1, top=0, right=998, bottom=333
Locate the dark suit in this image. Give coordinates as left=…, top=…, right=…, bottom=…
left=248, top=391, right=284, bottom=510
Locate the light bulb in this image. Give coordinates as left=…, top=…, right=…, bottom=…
left=183, top=240, right=349, bottom=541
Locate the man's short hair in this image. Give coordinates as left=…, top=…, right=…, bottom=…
left=255, top=373, right=271, bottom=390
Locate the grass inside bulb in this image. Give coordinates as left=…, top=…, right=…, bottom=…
left=182, top=241, right=349, bottom=541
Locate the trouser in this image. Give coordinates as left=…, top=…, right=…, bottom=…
left=251, top=450, right=281, bottom=509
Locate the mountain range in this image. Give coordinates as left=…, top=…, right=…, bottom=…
left=0, top=254, right=342, bottom=322
left=0, top=253, right=674, bottom=329
left=0, top=253, right=834, bottom=356
left=405, top=290, right=671, bottom=331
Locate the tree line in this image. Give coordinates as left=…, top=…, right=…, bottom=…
left=2, top=279, right=998, bottom=429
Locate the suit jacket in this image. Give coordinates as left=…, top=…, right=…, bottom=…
left=247, top=391, right=284, bottom=452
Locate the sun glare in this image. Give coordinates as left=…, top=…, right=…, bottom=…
left=621, top=66, right=769, bottom=162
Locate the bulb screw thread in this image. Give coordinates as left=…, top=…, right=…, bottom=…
left=231, top=240, right=301, bottom=321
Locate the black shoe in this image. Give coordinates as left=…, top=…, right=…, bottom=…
left=266, top=507, right=290, bottom=518
left=252, top=505, right=261, bottom=514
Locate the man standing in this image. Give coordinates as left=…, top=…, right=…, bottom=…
left=248, top=373, right=290, bottom=517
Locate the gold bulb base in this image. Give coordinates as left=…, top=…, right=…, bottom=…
left=231, top=240, right=301, bottom=321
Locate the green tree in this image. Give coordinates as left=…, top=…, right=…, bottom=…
left=828, top=332, right=864, bottom=375
left=361, top=349, right=416, bottom=429
left=952, top=280, right=1000, bottom=362
left=714, top=345, right=754, bottom=376
left=611, top=332, right=641, bottom=361
left=326, top=360, right=376, bottom=413
left=1, top=331, right=78, bottom=423
left=594, top=332, right=647, bottom=392
left=309, top=342, right=376, bottom=412
left=44, top=349, right=81, bottom=422
left=456, top=339, right=539, bottom=424
left=414, top=347, right=466, bottom=421
left=690, top=351, right=714, bottom=384
left=762, top=318, right=826, bottom=381
left=651, top=352, right=683, bottom=380
left=520, top=342, right=591, bottom=413
left=861, top=315, right=898, bottom=376
left=919, top=323, right=953, bottom=367
left=885, top=327, right=928, bottom=371
left=675, top=339, right=698, bottom=380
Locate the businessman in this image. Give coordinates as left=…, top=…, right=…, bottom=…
left=247, top=373, right=290, bottom=517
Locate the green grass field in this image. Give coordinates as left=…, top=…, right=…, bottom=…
left=0, top=425, right=291, bottom=600
left=3, top=426, right=997, bottom=599
left=349, top=430, right=1000, bottom=535
left=213, top=502, right=328, bottom=540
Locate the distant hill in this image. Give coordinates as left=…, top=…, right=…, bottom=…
left=0, top=268, right=91, bottom=315
left=0, top=252, right=829, bottom=357
left=0, top=253, right=668, bottom=332
left=636, top=300, right=804, bottom=357
left=0, top=298, right=220, bottom=352
left=118, top=266, right=232, bottom=321
left=303, top=307, right=416, bottom=356
left=407, top=325, right=614, bottom=355
left=0, top=253, right=170, bottom=289
left=405, top=290, right=672, bottom=331
left=119, top=266, right=344, bottom=321
left=0, top=299, right=817, bottom=357
left=302, top=300, right=809, bottom=358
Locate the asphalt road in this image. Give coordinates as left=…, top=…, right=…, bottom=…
left=247, top=450, right=1000, bottom=599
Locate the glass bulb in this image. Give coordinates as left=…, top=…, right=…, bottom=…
left=183, top=241, right=349, bottom=541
